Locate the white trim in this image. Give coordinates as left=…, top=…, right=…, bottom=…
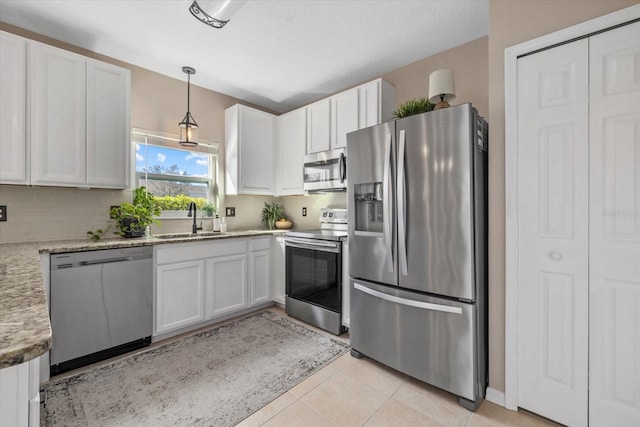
left=504, top=3, right=640, bottom=412
left=485, top=387, right=506, bottom=407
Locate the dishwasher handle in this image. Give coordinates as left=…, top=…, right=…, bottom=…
left=79, top=257, right=132, bottom=266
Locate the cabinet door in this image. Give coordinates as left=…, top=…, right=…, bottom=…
left=277, top=108, right=306, bottom=195
left=0, top=32, right=28, bottom=184
left=306, top=99, right=331, bottom=154
left=331, top=88, right=359, bottom=150
left=270, top=236, right=286, bottom=305
left=250, top=250, right=270, bottom=305
left=358, top=80, right=380, bottom=129
left=86, top=59, right=130, bottom=188
left=156, top=260, right=205, bottom=334
left=205, top=254, right=247, bottom=318
left=238, top=105, right=275, bottom=194
left=30, top=42, right=86, bottom=186
left=0, top=361, right=29, bottom=427
left=589, top=22, right=640, bottom=427
left=516, top=39, right=589, bottom=427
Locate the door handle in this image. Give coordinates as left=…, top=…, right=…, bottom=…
left=340, top=152, right=346, bottom=183
left=354, top=283, right=462, bottom=314
left=397, top=129, right=408, bottom=276
left=383, top=132, right=393, bottom=273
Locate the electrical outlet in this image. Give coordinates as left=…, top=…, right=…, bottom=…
left=0, top=205, right=6, bottom=222
left=302, top=207, right=307, bottom=217
left=225, top=207, right=236, bottom=217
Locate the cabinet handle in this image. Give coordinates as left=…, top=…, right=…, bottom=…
left=549, top=251, right=562, bottom=261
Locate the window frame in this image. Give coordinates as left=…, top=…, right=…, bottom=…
left=132, top=129, right=219, bottom=217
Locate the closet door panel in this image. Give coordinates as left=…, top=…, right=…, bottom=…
left=589, top=21, right=640, bottom=427
left=516, top=39, right=589, bottom=427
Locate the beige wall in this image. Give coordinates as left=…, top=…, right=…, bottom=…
left=383, top=36, right=489, bottom=120
left=487, top=0, right=639, bottom=392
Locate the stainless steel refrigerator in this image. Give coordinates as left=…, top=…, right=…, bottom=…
left=347, top=103, right=488, bottom=410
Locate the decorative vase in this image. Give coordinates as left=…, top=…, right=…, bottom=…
left=275, top=220, right=293, bottom=230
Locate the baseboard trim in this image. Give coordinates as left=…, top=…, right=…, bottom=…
left=485, top=387, right=506, bottom=408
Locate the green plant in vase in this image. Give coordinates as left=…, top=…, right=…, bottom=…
left=261, top=202, right=284, bottom=230
left=87, top=187, right=162, bottom=240
left=202, top=202, right=217, bottom=217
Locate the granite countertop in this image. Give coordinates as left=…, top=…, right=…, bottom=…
left=0, top=229, right=287, bottom=369
left=0, top=243, right=52, bottom=369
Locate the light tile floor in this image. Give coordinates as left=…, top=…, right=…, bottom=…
left=239, top=308, right=561, bottom=427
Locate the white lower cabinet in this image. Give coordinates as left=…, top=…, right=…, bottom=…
left=205, top=254, right=247, bottom=318
left=155, top=260, right=205, bottom=334
left=270, top=236, right=286, bottom=306
left=0, top=357, right=40, bottom=427
left=250, top=237, right=271, bottom=306
left=154, top=237, right=275, bottom=337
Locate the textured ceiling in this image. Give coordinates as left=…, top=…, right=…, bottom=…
left=0, top=0, right=488, bottom=113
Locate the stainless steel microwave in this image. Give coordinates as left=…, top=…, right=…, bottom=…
left=303, top=148, right=347, bottom=192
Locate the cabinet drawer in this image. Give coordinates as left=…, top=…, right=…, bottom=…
left=156, top=239, right=247, bottom=265
left=251, top=237, right=271, bottom=252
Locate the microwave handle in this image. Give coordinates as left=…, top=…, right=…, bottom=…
left=339, top=152, right=346, bottom=183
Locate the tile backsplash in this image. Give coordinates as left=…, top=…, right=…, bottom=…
left=0, top=185, right=347, bottom=244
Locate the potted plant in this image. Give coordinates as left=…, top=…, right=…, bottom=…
left=111, top=186, right=162, bottom=238
left=261, top=202, right=284, bottom=230
left=393, top=97, right=435, bottom=118
left=202, top=202, right=217, bottom=217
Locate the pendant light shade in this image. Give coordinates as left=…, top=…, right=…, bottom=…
left=179, top=66, right=199, bottom=147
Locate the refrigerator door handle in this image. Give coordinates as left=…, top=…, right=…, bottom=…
left=397, top=129, right=408, bottom=276
left=354, top=283, right=463, bottom=314
left=383, top=131, right=394, bottom=273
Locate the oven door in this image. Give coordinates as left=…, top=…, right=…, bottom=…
left=285, top=237, right=342, bottom=313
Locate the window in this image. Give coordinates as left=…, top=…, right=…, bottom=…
left=132, top=129, right=218, bottom=213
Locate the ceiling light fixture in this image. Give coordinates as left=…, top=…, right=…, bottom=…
left=179, top=66, right=198, bottom=147
left=189, top=0, right=247, bottom=29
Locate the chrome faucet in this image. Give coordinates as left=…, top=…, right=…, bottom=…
left=187, top=202, right=202, bottom=234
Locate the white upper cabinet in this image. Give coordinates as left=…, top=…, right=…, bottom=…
left=358, top=79, right=396, bottom=129
left=86, top=59, right=131, bottom=188
left=225, top=104, right=276, bottom=195
left=306, top=78, right=396, bottom=155
left=331, top=88, right=359, bottom=150
left=0, top=32, right=28, bottom=185
left=0, top=31, right=130, bottom=188
left=30, top=42, right=87, bottom=186
left=276, top=107, right=306, bottom=195
left=306, top=98, right=331, bottom=154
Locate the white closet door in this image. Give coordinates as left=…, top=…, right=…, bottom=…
left=517, top=39, right=589, bottom=427
left=589, top=21, right=640, bottom=427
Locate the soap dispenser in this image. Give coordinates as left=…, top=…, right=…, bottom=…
left=213, top=215, right=221, bottom=232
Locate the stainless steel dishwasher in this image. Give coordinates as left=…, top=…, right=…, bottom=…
left=50, top=246, right=153, bottom=376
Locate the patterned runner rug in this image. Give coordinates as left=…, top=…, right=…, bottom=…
left=42, top=310, right=349, bottom=426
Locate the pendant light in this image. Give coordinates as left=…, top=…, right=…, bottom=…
left=179, top=66, right=198, bottom=147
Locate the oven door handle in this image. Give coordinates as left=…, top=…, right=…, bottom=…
left=285, top=238, right=340, bottom=253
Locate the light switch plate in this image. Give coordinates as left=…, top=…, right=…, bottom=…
left=0, top=205, right=6, bottom=222
left=225, top=207, right=236, bottom=217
